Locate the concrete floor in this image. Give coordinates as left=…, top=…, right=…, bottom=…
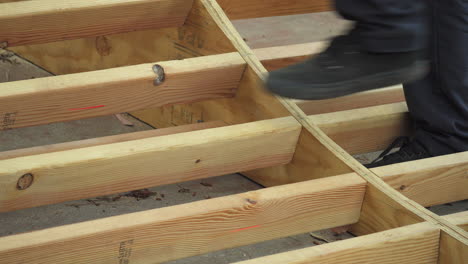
left=0, top=11, right=466, bottom=264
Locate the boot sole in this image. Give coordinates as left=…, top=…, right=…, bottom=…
left=266, top=60, right=429, bottom=100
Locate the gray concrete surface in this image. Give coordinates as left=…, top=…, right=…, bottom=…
left=0, top=11, right=466, bottom=264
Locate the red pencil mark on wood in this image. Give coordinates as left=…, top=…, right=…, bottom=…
left=69, top=105, right=105, bottom=111
left=230, top=225, right=261, bottom=233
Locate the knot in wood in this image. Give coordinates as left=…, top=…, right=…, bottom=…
left=246, top=198, right=257, bottom=205
left=17, top=173, right=34, bottom=190
left=152, top=64, right=165, bottom=86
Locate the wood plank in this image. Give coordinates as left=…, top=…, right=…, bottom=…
left=0, top=121, right=226, bottom=160
left=0, top=53, right=244, bottom=130
left=375, top=152, right=468, bottom=207
left=438, top=231, right=468, bottom=264
left=234, top=222, right=440, bottom=264
left=218, top=0, right=333, bottom=20
left=296, top=86, right=405, bottom=115
left=0, top=117, right=301, bottom=212
left=9, top=0, right=237, bottom=75
left=201, top=0, right=468, bottom=242
left=0, top=174, right=366, bottom=264
left=237, top=212, right=468, bottom=264
left=0, top=0, right=193, bottom=46
left=444, top=211, right=468, bottom=231
left=311, top=102, right=411, bottom=154
left=254, top=42, right=326, bottom=71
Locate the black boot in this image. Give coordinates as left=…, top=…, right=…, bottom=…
left=265, top=35, right=429, bottom=100
left=366, top=137, right=432, bottom=168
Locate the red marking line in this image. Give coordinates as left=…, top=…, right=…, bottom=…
left=69, top=105, right=105, bottom=111
left=230, top=225, right=261, bottom=233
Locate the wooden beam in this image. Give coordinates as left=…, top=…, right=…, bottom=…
left=219, top=0, right=333, bottom=20
left=351, top=152, right=468, bottom=235
left=0, top=53, right=244, bottom=130
left=0, top=0, right=193, bottom=46
left=235, top=212, right=468, bottom=264
left=375, top=152, right=468, bottom=207
left=0, top=117, right=301, bottom=212
left=3, top=120, right=460, bottom=214
left=297, top=86, right=405, bottom=115
left=254, top=42, right=326, bottom=71
left=0, top=121, right=226, bottom=160
left=8, top=0, right=237, bottom=75
left=0, top=174, right=366, bottom=263
left=234, top=222, right=440, bottom=264
left=444, top=211, right=468, bottom=232
left=311, top=102, right=411, bottom=154
left=438, top=212, right=468, bottom=264
left=439, top=231, right=468, bottom=264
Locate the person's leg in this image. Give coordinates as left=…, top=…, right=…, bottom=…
left=405, top=0, right=468, bottom=156
left=366, top=0, right=468, bottom=168
left=335, top=0, right=427, bottom=53
left=265, top=0, right=429, bottom=100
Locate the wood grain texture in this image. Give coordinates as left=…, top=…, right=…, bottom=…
left=350, top=184, right=423, bottom=235
left=296, top=86, right=405, bottom=115
left=255, top=42, right=326, bottom=71
left=438, top=231, right=468, bottom=264
left=218, top=0, right=333, bottom=19
left=0, top=117, right=301, bottom=212
left=0, top=121, right=226, bottom=160
left=234, top=222, right=440, bottom=264
left=375, top=152, right=468, bottom=207
left=444, top=211, right=468, bottom=231
left=9, top=0, right=236, bottom=74
left=0, top=53, right=244, bottom=130
left=312, top=102, right=411, bottom=154
left=201, top=0, right=468, bottom=242
left=0, top=0, right=193, bottom=46
left=0, top=174, right=366, bottom=264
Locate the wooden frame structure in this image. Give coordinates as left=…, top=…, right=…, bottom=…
left=0, top=0, right=466, bottom=263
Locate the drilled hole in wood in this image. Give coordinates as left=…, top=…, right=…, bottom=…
left=17, top=173, right=34, bottom=190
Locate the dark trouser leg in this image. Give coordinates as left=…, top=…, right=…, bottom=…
left=404, top=0, right=468, bottom=156
left=335, top=0, right=427, bottom=52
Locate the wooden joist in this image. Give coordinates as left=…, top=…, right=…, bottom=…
left=0, top=42, right=407, bottom=131
left=375, top=152, right=468, bottom=207
left=312, top=102, right=410, bottom=154
left=0, top=118, right=301, bottom=212
left=218, top=0, right=333, bottom=20
left=0, top=53, right=244, bottom=130
left=0, top=121, right=226, bottom=160
left=236, top=212, right=468, bottom=264
left=0, top=0, right=333, bottom=47
left=0, top=174, right=366, bottom=264
left=235, top=222, right=440, bottom=264
left=0, top=117, right=465, bottom=214
left=0, top=0, right=194, bottom=46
